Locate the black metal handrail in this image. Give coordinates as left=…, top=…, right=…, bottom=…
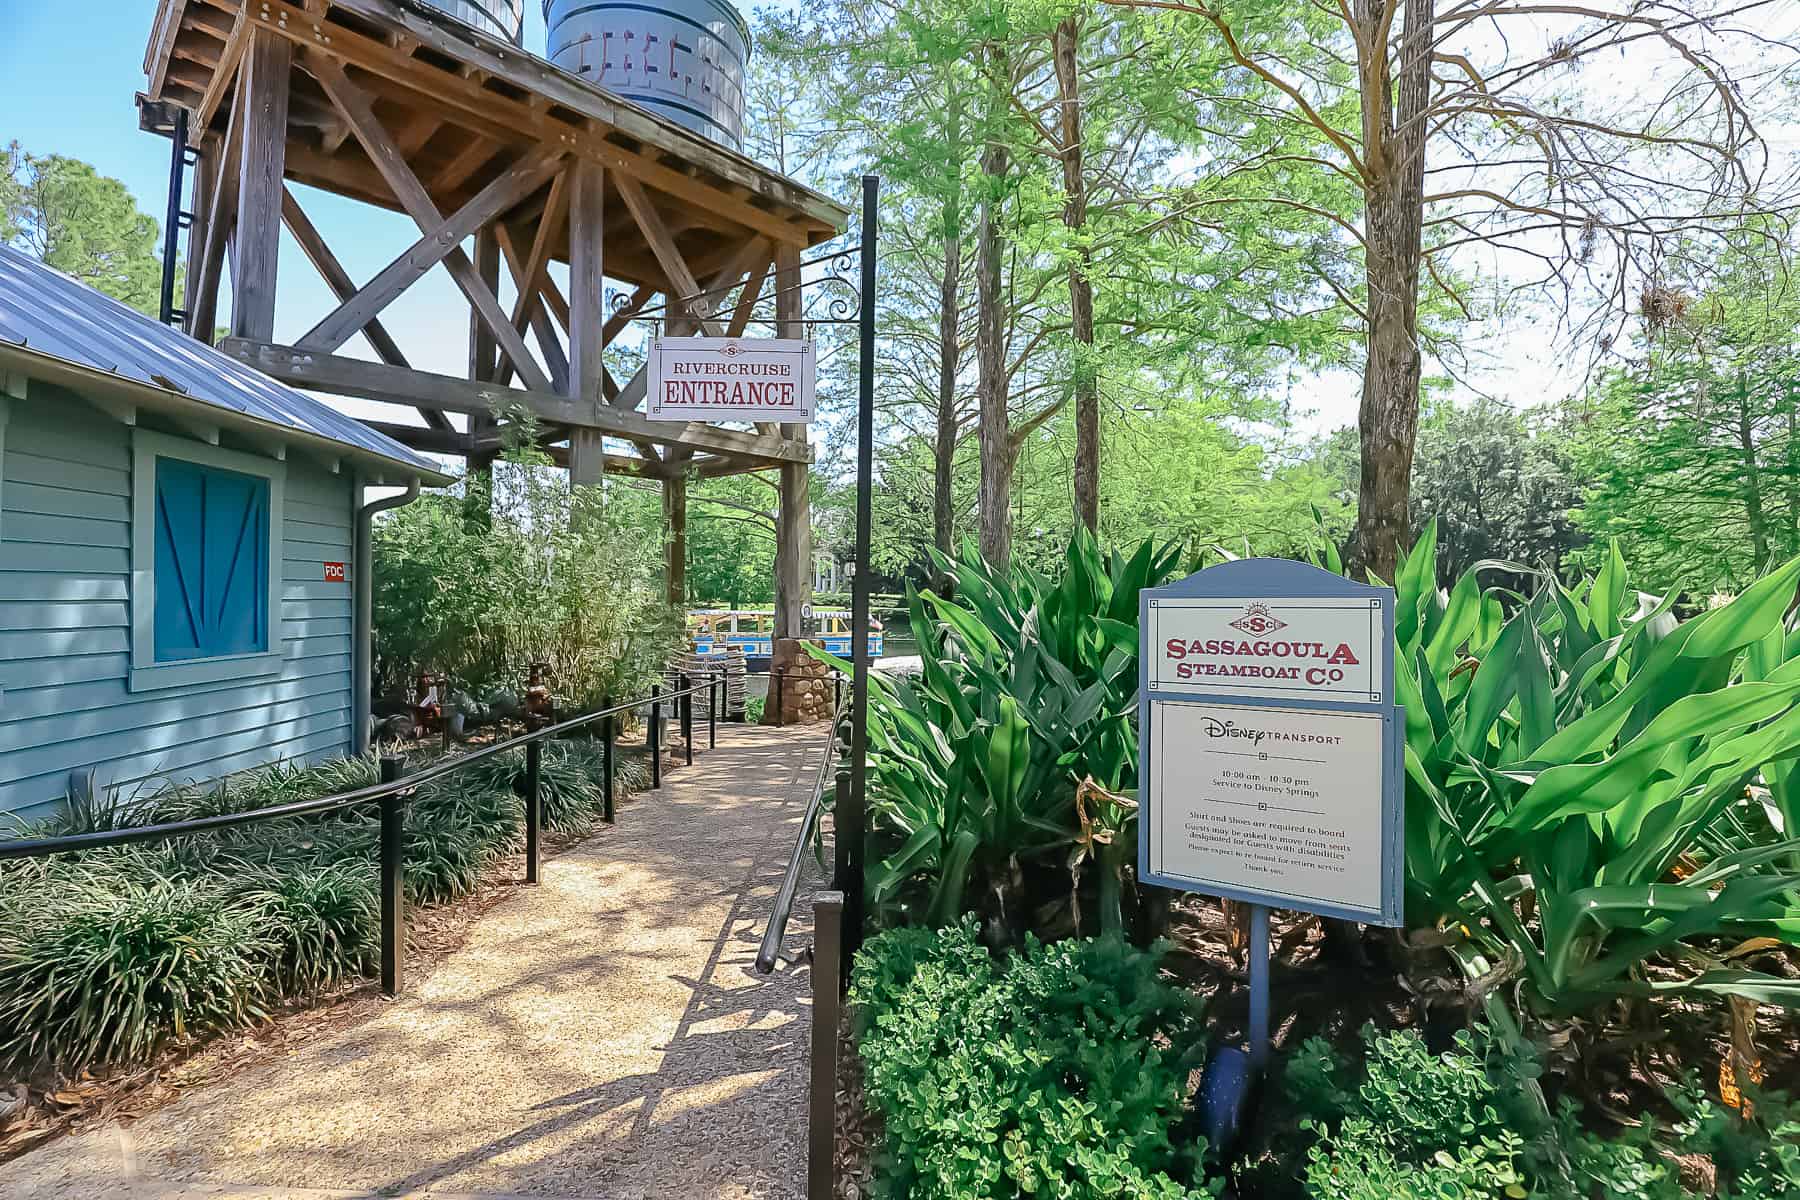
left=755, top=700, right=848, bottom=974
left=0, top=680, right=713, bottom=861
left=0, top=672, right=729, bottom=995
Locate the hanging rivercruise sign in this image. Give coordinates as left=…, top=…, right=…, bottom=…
left=646, top=336, right=817, bottom=423
left=1138, top=558, right=1405, bottom=927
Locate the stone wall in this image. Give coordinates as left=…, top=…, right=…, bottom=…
left=761, top=638, right=835, bottom=726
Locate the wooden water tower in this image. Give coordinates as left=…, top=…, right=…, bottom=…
left=136, top=0, right=848, bottom=627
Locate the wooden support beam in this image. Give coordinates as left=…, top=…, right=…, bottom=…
left=190, top=66, right=248, bottom=342
left=471, top=227, right=500, bottom=385
left=615, top=176, right=726, bottom=335
left=280, top=186, right=454, bottom=432
left=773, top=241, right=810, bottom=640
left=294, top=140, right=565, bottom=355
left=664, top=471, right=687, bottom=606
left=234, top=91, right=287, bottom=343
left=146, top=0, right=188, bottom=99
left=699, top=239, right=771, bottom=318
left=362, top=420, right=472, bottom=455
left=249, top=0, right=836, bottom=246
left=468, top=227, right=501, bottom=480
left=568, top=160, right=607, bottom=487
left=181, top=142, right=217, bottom=324
left=303, top=52, right=558, bottom=393
left=492, top=179, right=573, bottom=393
left=430, top=133, right=500, bottom=193
left=602, top=284, right=654, bottom=347
left=195, top=12, right=250, bottom=131
left=728, top=252, right=773, bottom=338
left=219, top=340, right=814, bottom=466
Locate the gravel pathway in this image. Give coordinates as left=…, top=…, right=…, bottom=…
left=1, top=724, right=829, bottom=1200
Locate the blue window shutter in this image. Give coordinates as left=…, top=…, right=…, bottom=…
left=152, top=458, right=270, bottom=663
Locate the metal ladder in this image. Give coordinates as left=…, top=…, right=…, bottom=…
left=156, top=107, right=201, bottom=330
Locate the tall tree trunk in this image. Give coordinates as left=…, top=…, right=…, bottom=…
left=1054, top=17, right=1099, bottom=532
left=1736, top=369, right=1771, bottom=572
left=935, top=93, right=966, bottom=584
left=1353, top=0, right=1433, bottom=582
left=977, top=45, right=1013, bottom=571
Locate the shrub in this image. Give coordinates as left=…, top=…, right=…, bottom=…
left=1284, top=1023, right=1800, bottom=1200
left=1361, top=523, right=1800, bottom=1022
left=373, top=453, right=683, bottom=709
left=0, top=727, right=647, bottom=1074
left=458, top=742, right=607, bottom=833
left=1288, top=1025, right=1531, bottom=1200
left=231, top=861, right=377, bottom=994
left=851, top=919, right=1215, bottom=1199
left=0, top=879, right=270, bottom=1070
left=1666, top=1079, right=1800, bottom=1200
left=818, top=530, right=1180, bottom=939
left=403, top=776, right=522, bottom=905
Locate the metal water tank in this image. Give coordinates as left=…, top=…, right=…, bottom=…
left=543, top=0, right=750, bottom=151
left=420, top=0, right=526, bottom=45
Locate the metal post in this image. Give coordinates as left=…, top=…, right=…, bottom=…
left=844, top=175, right=879, bottom=966
left=681, top=671, right=694, bottom=766
left=524, top=739, right=542, bottom=885
left=158, top=108, right=189, bottom=326
left=1247, top=903, right=1271, bottom=1073
left=809, top=891, right=845, bottom=1200
left=773, top=671, right=784, bottom=728
left=378, top=756, right=406, bottom=997
left=602, top=696, right=616, bottom=824
left=709, top=672, right=718, bottom=749
left=833, top=672, right=842, bottom=713
left=832, top=767, right=852, bottom=890
left=650, top=685, right=662, bottom=790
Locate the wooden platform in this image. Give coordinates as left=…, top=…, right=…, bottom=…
left=138, top=0, right=840, bottom=625
left=142, top=0, right=845, bottom=278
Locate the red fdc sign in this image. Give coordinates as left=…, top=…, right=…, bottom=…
left=323, top=562, right=346, bottom=583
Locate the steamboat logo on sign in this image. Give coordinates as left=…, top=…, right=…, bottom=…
left=1229, top=602, right=1286, bottom=637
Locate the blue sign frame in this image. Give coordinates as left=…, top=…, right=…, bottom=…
left=1137, top=558, right=1405, bottom=927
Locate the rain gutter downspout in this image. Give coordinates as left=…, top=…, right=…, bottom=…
left=354, top=476, right=420, bottom=756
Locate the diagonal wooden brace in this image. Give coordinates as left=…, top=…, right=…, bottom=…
left=303, top=51, right=560, bottom=394
left=296, top=144, right=565, bottom=356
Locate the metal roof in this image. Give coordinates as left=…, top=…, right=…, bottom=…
left=0, top=246, right=446, bottom=481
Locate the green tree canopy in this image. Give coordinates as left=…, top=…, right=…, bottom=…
left=1568, top=234, right=1800, bottom=594
left=2, top=144, right=164, bottom=315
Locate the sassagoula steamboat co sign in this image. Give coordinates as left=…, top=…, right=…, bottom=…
left=1138, top=558, right=1405, bottom=926
left=647, top=336, right=817, bottom=423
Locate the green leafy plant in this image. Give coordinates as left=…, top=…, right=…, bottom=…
left=814, top=529, right=1179, bottom=940
left=1324, top=521, right=1800, bottom=1021
left=231, top=860, right=377, bottom=994
left=0, top=735, right=645, bottom=1074
left=1288, top=1025, right=1539, bottom=1200
left=0, top=879, right=271, bottom=1070
left=1286, top=1022, right=1800, bottom=1200
left=851, top=919, right=1216, bottom=1199
left=373, top=452, right=682, bottom=711
left=1666, top=1078, right=1800, bottom=1200
left=403, top=776, right=523, bottom=905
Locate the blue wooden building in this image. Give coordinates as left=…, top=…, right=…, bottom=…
left=0, top=247, right=450, bottom=823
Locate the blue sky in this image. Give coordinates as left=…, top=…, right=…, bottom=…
left=0, top=3, right=563, bottom=417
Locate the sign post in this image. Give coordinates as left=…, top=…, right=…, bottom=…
left=1138, top=558, right=1403, bottom=1138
